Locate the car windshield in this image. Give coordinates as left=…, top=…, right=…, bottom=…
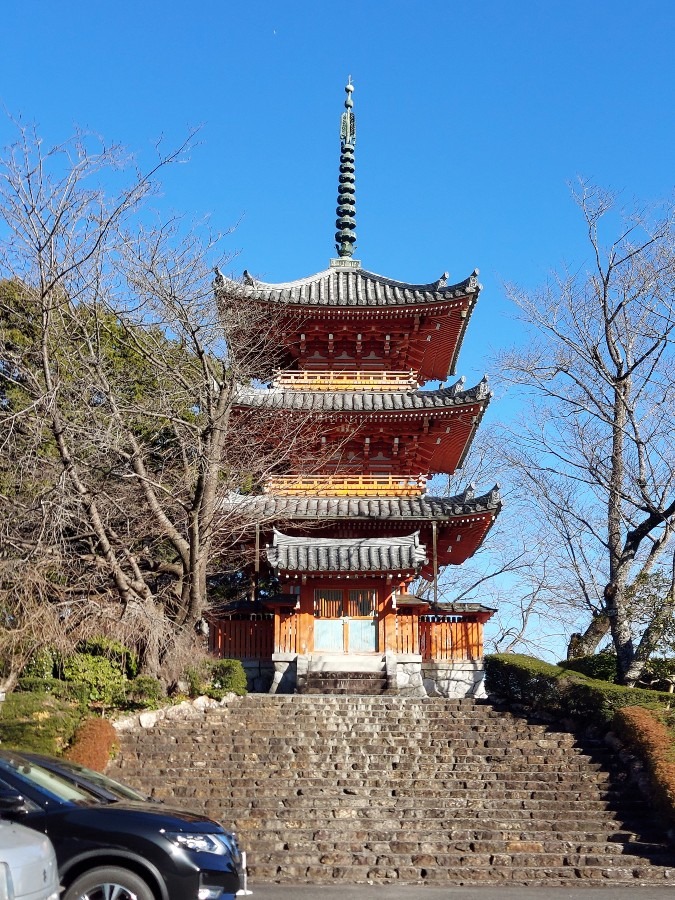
left=59, top=762, right=148, bottom=801
left=0, top=755, right=100, bottom=804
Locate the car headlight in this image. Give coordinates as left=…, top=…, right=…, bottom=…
left=166, top=831, right=239, bottom=856
left=164, top=832, right=226, bottom=854
left=0, top=863, right=15, bottom=900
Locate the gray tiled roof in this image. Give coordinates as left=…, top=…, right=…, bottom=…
left=228, top=485, right=501, bottom=521
left=429, top=602, right=497, bottom=616
left=216, top=267, right=481, bottom=308
left=267, top=529, right=427, bottom=573
left=234, top=376, right=490, bottom=412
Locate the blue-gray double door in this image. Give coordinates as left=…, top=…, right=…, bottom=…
left=313, top=588, right=378, bottom=652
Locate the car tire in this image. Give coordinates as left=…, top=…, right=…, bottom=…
left=63, top=866, right=155, bottom=900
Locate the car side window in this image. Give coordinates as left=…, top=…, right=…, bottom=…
left=0, top=775, right=41, bottom=814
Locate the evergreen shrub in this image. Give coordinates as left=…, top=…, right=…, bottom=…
left=559, top=651, right=618, bottom=683
left=62, top=653, right=126, bottom=707
left=22, top=648, right=57, bottom=679
left=76, top=637, right=139, bottom=679
left=16, top=677, right=89, bottom=705
left=208, top=659, right=247, bottom=698
left=185, top=658, right=247, bottom=699
left=125, top=675, right=164, bottom=708
left=484, top=653, right=671, bottom=724
left=0, top=691, right=83, bottom=754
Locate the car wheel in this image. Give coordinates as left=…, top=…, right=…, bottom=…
left=63, top=866, right=155, bottom=900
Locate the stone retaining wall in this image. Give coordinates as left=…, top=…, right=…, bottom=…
left=268, top=653, right=485, bottom=697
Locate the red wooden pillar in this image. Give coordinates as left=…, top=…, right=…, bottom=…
left=298, top=583, right=314, bottom=655
left=382, top=585, right=397, bottom=653
left=273, top=612, right=281, bottom=654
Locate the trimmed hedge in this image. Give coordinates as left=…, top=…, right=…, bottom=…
left=484, top=653, right=672, bottom=725
left=613, top=706, right=675, bottom=823
left=0, top=690, right=84, bottom=755
left=64, top=716, right=119, bottom=772
left=559, top=652, right=618, bottom=683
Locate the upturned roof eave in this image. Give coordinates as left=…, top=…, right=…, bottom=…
left=232, top=379, right=491, bottom=414
left=446, top=288, right=480, bottom=378
left=224, top=488, right=502, bottom=522
left=216, top=268, right=481, bottom=309
left=455, top=391, right=493, bottom=469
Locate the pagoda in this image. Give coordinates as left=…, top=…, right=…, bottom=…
left=211, top=82, right=501, bottom=697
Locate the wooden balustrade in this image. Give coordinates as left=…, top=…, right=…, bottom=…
left=210, top=613, right=482, bottom=662
left=276, top=611, right=300, bottom=655
left=395, top=613, right=419, bottom=655
left=264, top=474, right=427, bottom=497
left=418, top=616, right=483, bottom=661
left=209, top=616, right=274, bottom=659
left=272, top=370, right=418, bottom=392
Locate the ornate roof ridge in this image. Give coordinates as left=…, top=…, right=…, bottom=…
left=233, top=375, right=491, bottom=410
left=224, top=484, right=502, bottom=517
left=270, top=528, right=421, bottom=547
left=228, top=266, right=480, bottom=296
left=267, top=526, right=427, bottom=573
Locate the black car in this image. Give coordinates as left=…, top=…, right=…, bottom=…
left=0, top=750, right=242, bottom=900
left=20, top=752, right=152, bottom=803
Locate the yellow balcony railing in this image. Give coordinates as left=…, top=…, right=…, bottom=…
left=264, top=474, right=427, bottom=497
left=272, top=370, right=418, bottom=392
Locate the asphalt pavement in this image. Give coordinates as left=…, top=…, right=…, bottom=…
left=245, top=884, right=675, bottom=899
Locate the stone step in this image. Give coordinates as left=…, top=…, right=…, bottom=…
left=228, top=829, right=664, bottom=848
left=106, top=695, right=675, bottom=887
left=242, top=846, right=674, bottom=867
left=245, top=862, right=675, bottom=886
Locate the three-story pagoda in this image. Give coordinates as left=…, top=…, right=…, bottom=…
left=211, top=82, right=500, bottom=696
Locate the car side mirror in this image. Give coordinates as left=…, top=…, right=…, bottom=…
left=0, top=790, right=30, bottom=815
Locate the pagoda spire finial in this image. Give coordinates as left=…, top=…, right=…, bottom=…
left=335, top=78, right=357, bottom=259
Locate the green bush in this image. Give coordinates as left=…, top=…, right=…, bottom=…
left=208, top=659, right=247, bottom=699
left=185, top=658, right=247, bottom=699
left=638, top=657, right=675, bottom=693
left=559, top=651, right=618, bottom=683
left=125, top=675, right=164, bottom=708
left=0, top=690, right=84, bottom=754
left=185, top=663, right=209, bottom=699
left=16, top=677, right=89, bottom=705
left=484, top=653, right=672, bottom=725
left=62, top=653, right=126, bottom=707
left=76, top=637, right=138, bottom=679
left=22, top=648, right=57, bottom=679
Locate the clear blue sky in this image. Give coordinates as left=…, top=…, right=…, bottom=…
left=1, top=0, right=674, bottom=390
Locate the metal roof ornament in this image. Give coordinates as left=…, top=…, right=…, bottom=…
left=335, top=78, right=357, bottom=259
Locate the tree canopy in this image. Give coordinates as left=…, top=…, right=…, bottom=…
left=0, top=126, right=311, bottom=687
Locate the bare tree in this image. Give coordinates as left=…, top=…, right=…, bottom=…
left=412, top=426, right=574, bottom=659
left=0, top=125, right=316, bottom=678
left=500, top=181, right=675, bottom=684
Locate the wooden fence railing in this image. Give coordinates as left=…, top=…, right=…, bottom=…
left=210, top=613, right=482, bottom=661
left=264, top=474, right=427, bottom=497
left=276, top=612, right=300, bottom=655
left=209, top=615, right=274, bottom=659
left=418, top=616, right=483, bottom=661
left=272, top=370, right=418, bottom=392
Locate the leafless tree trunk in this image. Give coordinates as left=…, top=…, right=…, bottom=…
left=501, top=181, right=675, bottom=684
left=0, top=125, right=317, bottom=678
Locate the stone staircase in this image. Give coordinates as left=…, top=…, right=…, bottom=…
left=107, top=695, right=675, bottom=886
left=298, top=653, right=391, bottom=695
